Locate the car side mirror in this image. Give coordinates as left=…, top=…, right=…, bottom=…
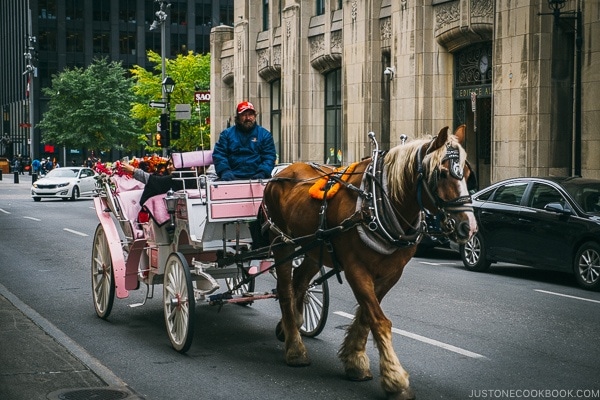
left=544, top=202, right=571, bottom=214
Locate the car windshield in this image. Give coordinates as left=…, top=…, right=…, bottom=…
left=560, top=180, right=600, bottom=213
left=46, top=168, right=79, bottom=178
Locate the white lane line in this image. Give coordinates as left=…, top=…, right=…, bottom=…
left=334, top=311, right=487, bottom=359
left=535, top=289, right=600, bottom=304
left=0, top=208, right=10, bottom=214
left=64, top=228, right=88, bottom=237
left=23, top=216, right=41, bottom=221
left=419, top=261, right=458, bottom=266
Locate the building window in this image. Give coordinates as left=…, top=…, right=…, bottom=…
left=65, top=0, right=84, bottom=21
left=38, top=30, right=57, bottom=52
left=39, top=0, right=57, bottom=19
left=324, top=69, right=342, bottom=165
left=66, top=30, right=84, bottom=52
left=93, top=33, right=110, bottom=54
left=219, top=1, right=234, bottom=26
left=317, top=0, right=325, bottom=16
left=93, top=2, right=110, bottom=22
left=263, top=0, right=270, bottom=31
left=271, top=79, right=281, bottom=162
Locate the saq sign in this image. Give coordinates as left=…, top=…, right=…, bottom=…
left=195, top=91, right=210, bottom=102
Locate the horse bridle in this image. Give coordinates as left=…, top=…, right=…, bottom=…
left=416, top=140, right=474, bottom=237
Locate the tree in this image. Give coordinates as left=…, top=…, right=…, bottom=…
left=130, top=50, right=211, bottom=152
left=38, top=58, right=140, bottom=152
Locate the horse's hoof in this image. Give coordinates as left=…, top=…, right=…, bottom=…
left=286, top=356, right=311, bottom=367
left=386, top=387, right=415, bottom=400
left=345, top=367, right=373, bottom=382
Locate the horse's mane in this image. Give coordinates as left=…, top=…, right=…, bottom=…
left=384, top=134, right=467, bottom=202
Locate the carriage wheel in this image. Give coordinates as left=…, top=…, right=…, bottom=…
left=299, top=267, right=329, bottom=338
left=275, top=265, right=330, bottom=341
left=163, top=252, right=195, bottom=353
left=225, top=265, right=256, bottom=306
left=91, top=224, right=115, bottom=319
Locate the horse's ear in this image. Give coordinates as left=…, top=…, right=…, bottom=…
left=453, top=124, right=466, bottom=145
left=428, top=126, right=449, bottom=153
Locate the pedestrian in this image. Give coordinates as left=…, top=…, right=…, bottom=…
left=31, top=158, right=41, bottom=175
left=212, top=101, right=276, bottom=181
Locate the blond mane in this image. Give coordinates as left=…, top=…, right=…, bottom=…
left=384, top=134, right=467, bottom=202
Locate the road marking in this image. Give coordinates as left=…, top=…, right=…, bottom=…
left=419, top=261, right=458, bottom=266
left=0, top=208, right=9, bottom=214
left=334, top=311, right=487, bottom=359
left=23, top=216, right=41, bottom=221
left=535, top=289, right=600, bottom=304
left=64, top=228, right=88, bottom=237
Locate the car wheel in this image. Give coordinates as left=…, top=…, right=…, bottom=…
left=574, top=242, right=600, bottom=291
left=460, top=231, right=491, bottom=272
left=71, top=186, right=80, bottom=201
left=33, top=197, right=41, bottom=202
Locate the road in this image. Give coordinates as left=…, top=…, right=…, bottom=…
left=1, top=176, right=599, bottom=400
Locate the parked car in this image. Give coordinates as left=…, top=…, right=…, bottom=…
left=31, top=167, right=97, bottom=201
left=460, top=177, right=600, bottom=291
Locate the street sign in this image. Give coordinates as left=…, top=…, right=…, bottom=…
left=149, top=101, right=167, bottom=109
left=175, top=103, right=191, bottom=120
left=194, top=91, right=210, bottom=102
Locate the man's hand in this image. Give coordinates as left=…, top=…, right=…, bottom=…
left=220, top=171, right=236, bottom=181
left=251, top=171, right=267, bottom=179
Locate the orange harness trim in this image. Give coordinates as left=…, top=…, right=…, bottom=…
left=309, top=162, right=359, bottom=200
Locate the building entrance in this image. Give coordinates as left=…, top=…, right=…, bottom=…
left=453, top=42, right=492, bottom=189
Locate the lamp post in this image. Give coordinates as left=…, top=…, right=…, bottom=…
left=150, top=0, right=170, bottom=156
left=24, top=0, right=36, bottom=162
left=539, top=0, right=582, bottom=176
left=161, top=76, right=175, bottom=150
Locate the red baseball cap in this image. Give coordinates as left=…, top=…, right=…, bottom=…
left=236, top=101, right=256, bottom=115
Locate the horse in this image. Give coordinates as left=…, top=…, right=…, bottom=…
left=260, top=125, right=477, bottom=400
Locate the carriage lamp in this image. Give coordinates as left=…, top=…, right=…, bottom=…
left=164, top=188, right=177, bottom=232
left=162, top=76, right=175, bottom=95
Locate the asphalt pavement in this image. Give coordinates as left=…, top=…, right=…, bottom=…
left=0, top=171, right=141, bottom=400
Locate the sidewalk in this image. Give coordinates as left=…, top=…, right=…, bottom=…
left=0, top=285, right=141, bottom=400
left=0, top=175, right=141, bottom=399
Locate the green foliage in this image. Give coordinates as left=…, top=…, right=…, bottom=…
left=38, top=58, right=140, bottom=152
left=130, top=50, right=211, bottom=152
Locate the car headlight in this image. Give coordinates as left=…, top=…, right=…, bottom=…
left=57, top=182, right=70, bottom=188
left=32, top=183, right=38, bottom=188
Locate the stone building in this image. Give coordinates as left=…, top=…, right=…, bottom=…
left=210, top=0, right=599, bottom=188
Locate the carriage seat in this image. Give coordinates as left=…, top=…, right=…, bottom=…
left=172, top=150, right=213, bottom=169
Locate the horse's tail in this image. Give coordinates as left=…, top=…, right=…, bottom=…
left=249, top=203, right=271, bottom=249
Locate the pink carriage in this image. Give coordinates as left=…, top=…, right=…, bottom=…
left=90, top=151, right=329, bottom=352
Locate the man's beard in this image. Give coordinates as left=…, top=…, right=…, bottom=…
left=236, top=119, right=256, bottom=133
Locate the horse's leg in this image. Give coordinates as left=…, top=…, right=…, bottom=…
left=342, top=267, right=414, bottom=400
left=274, top=247, right=310, bottom=367
left=338, top=305, right=373, bottom=381
left=291, top=256, right=321, bottom=328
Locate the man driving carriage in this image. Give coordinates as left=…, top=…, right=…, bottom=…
left=212, top=101, right=277, bottom=181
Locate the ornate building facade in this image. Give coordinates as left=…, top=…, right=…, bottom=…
left=210, top=0, right=599, bottom=188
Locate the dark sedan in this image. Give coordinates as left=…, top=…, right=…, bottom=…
left=460, top=177, right=600, bottom=291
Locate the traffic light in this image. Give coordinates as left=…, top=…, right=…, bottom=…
left=159, top=113, right=170, bottom=147
left=171, top=120, right=181, bottom=140
left=155, top=133, right=162, bottom=147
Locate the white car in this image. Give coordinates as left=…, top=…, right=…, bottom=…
left=31, top=167, right=97, bottom=201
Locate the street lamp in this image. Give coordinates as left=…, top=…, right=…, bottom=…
left=149, top=1, right=171, bottom=155
left=162, top=76, right=175, bottom=95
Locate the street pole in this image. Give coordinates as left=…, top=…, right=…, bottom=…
left=150, top=0, right=169, bottom=158
left=26, top=0, right=36, bottom=162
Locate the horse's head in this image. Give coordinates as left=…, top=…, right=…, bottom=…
left=419, top=125, right=478, bottom=243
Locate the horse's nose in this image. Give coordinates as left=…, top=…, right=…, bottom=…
left=456, top=220, right=471, bottom=240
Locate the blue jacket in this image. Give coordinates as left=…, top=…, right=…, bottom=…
left=212, top=124, right=276, bottom=179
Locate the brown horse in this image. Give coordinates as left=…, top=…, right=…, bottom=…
left=261, top=125, right=477, bottom=400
